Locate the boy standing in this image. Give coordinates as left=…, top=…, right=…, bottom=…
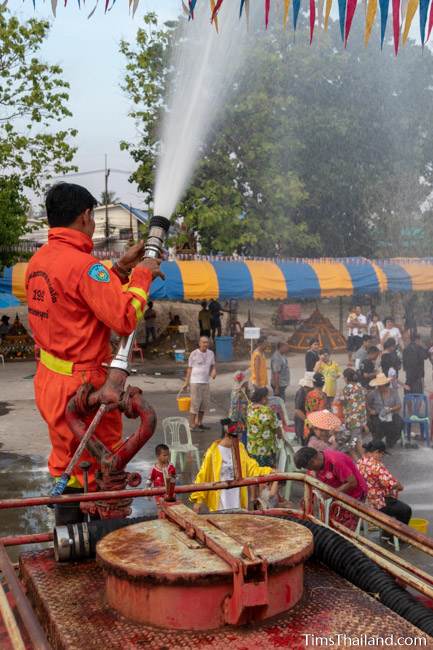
left=147, top=444, right=176, bottom=498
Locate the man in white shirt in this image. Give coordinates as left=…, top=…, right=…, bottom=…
left=380, top=317, right=402, bottom=348
left=184, top=336, right=216, bottom=431
left=346, top=305, right=367, bottom=362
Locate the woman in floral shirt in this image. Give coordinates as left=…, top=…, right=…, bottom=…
left=357, top=440, right=412, bottom=528
left=341, top=368, right=367, bottom=436
left=247, top=387, right=281, bottom=467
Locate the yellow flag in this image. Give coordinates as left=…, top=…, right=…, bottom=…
left=324, top=0, right=333, bottom=30
left=364, top=0, right=378, bottom=45
left=284, top=0, right=292, bottom=28
left=210, top=0, right=219, bottom=32
left=402, top=0, right=419, bottom=43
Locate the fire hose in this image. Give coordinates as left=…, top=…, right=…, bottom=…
left=49, top=215, right=170, bottom=518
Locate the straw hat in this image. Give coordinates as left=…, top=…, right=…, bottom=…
left=369, top=372, right=391, bottom=387
left=299, top=372, right=314, bottom=388
left=306, top=409, right=342, bottom=431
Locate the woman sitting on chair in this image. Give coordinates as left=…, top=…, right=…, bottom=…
left=191, top=419, right=277, bottom=513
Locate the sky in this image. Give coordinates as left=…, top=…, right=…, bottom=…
left=15, top=0, right=180, bottom=209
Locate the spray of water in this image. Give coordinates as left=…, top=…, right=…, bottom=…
left=153, top=3, right=250, bottom=218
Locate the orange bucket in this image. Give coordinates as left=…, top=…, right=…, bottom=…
left=177, top=396, right=191, bottom=412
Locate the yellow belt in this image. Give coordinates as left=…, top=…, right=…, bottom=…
left=40, top=349, right=73, bottom=376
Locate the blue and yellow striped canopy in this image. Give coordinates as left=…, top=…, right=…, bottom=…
left=2, top=258, right=433, bottom=307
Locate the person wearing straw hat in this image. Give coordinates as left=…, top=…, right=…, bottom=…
left=367, top=373, right=403, bottom=448
left=293, top=372, right=314, bottom=444
left=305, top=410, right=341, bottom=452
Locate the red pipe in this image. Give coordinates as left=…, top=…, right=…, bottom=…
left=0, top=533, right=53, bottom=547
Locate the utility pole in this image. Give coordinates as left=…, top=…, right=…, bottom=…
left=104, top=154, right=111, bottom=246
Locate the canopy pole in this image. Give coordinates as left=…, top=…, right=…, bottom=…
left=339, top=297, right=343, bottom=334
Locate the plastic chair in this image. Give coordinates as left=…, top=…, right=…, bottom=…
left=268, top=396, right=296, bottom=443
left=402, top=394, right=429, bottom=447
left=132, top=341, right=144, bottom=362
left=0, top=354, right=4, bottom=368
left=162, top=417, right=200, bottom=472
left=276, top=433, right=296, bottom=500
left=355, top=517, right=400, bottom=553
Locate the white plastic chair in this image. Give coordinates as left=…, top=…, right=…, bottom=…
left=162, top=417, right=201, bottom=472
left=268, top=396, right=296, bottom=443
left=276, top=434, right=296, bottom=500
left=0, top=354, right=4, bottom=368
left=355, top=516, right=400, bottom=552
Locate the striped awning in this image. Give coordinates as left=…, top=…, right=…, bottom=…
left=2, top=258, right=433, bottom=305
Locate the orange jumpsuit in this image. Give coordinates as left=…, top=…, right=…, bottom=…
left=26, top=227, right=152, bottom=489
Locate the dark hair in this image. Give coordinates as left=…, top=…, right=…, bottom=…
left=147, top=301, right=153, bottom=308
left=201, top=300, right=207, bottom=308
left=362, top=334, right=372, bottom=342
left=294, top=447, right=318, bottom=469
left=251, top=387, right=269, bottom=403
left=45, top=182, right=97, bottom=227
left=256, top=336, right=267, bottom=347
left=384, top=316, right=393, bottom=324
left=313, top=372, right=325, bottom=388
left=367, top=345, right=380, bottom=355
left=277, top=341, right=287, bottom=350
left=320, top=348, right=330, bottom=355
left=308, top=338, right=319, bottom=346
left=155, top=443, right=169, bottom=456
left=383, top=338, right=396, bottom=350
left=343, top=368, right=357, bottom=382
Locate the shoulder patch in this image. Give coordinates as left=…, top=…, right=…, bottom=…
left=88, top=263, right=110, bottom=283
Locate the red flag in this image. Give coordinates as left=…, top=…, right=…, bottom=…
left=344, top=0, right=358, bottom=45
left=211, top=0, right=224, bottom=21
left=392, top=0, right=400, bottom=54
left=265, top=0, right=271, bottom=28
left=310, top=0, right=316, bottom=42
left=428, top=0, right=433, bottom=41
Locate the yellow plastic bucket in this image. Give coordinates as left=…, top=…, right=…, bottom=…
left=409, top=518, right=429, bottom=535
left=177, top=396, right=191, bottom=412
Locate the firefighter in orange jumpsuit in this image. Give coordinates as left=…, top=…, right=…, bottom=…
left=26, top=183, right=162, bottom=523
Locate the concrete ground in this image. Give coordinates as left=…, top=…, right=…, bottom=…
left=1, top=353, right=433, bottom=573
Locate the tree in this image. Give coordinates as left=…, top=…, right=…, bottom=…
left=0, top=6, right=77, bottom=267
left=121, top=10, right=433, bottom=258
left=100, top=190, right=120, bottom=205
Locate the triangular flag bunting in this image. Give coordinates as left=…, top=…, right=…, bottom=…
left=51, top=0, right=58, bottom=15
left=324, top=0, right=333, bottom=29
left=364, top=0, right=378, bottom=43
left=427, top=0, right=433, bottom=41
left=337, top=0, right=347, bottom=40
left=210, top=0, right=219, bottom=31
left=419, top=0, right=429, bottom=44
left=265, top=0, right=271, bottom=28
left=310, top=0, right=316, bottom=42
left=283, top=0, right=291, bottom=28
left=293, top=0, right=301, bottom=30
left=392, top=0, right=400, bottom=54
left=402, top=0, right=418, bottom=43
left=378, top=0, right=390, bottom=48
left=212, top=0, right=224, bottom=22
left=345, top=0, right=357, bottom=44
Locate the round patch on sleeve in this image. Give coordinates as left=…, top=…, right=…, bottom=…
left=88, top=263, right=110, bottom=283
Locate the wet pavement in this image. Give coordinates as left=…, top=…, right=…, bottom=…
left=0, top=357, right=432, bottom=573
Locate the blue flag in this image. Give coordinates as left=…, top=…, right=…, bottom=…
left=379, top=0, right=390, bottom=48
left=293, top=0, right=301, bottom=29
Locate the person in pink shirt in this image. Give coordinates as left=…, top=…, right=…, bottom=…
left=294, top=446, right=367, bottom=530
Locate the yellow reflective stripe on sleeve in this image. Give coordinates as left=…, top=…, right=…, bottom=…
left=40, top=349, right=73, bottom=376
left=127, top=286, right=148, bottom=301
left=54, top=474, right=82, bottom=488
left=131, top=297, right=144, bottom=321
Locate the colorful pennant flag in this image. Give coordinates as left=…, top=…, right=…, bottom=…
left=324, top=0, right=333, bottom=29
left=283, top=0, right=291, bottom=28
left=364, top=0, right=378, bottom=43
left=345, top=0, right=358, bottom=44
left=293, top=0, right=301, bottom=30
left=378, top=0, right=390, bottom=48
left=337, top=0, right=347, bottom=40
left=265, top=0, right=271, bottom=28
left=392, top=0, right=400, bottom=54
left=419, top=0, right=430, bottom=44
left=310, top=0, right=316, bottom=42
left=51, top=0, right=58, bottom=16
left=428, top=0, right=433, bottom=41
left=402, top=0, right=418, bottom=43
left=211, top=0, right=224, bottom=22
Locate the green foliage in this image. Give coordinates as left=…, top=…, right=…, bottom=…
left=121, top=11, right=433, bottom=258
left=0, top=6, right=77, bottom=267
left=100, top=190, right=120, bottom=205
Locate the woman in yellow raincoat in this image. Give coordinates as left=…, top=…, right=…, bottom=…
left=191, top=419, right=276, bottom=512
